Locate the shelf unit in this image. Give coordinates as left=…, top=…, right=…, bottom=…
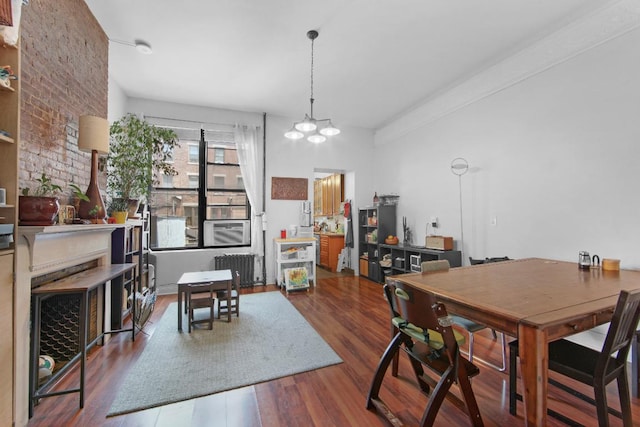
left=110, top=221, right=146, bottom=329
left=358, top=205, right=396, bottom=283
left=274, top=237, right=316, bottom=291
left=136, top=212, right=152, bottom=292
left=0, top=35, right=19, bottom=427
left=378, top=243, right=461, bottom=282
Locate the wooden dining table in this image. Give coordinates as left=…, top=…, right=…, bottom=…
left=390, top=257, right=640, bottom=427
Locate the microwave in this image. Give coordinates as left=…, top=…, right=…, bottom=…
left=203, top=220, right=251, bottom=246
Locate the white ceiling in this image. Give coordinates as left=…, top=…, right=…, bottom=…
left=84, top=0, right=608, bottom=130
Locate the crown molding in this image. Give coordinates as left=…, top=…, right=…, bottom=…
left=374, top=0, right=640, bottom=146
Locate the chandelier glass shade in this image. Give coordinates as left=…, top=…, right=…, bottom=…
left=285, top=30, right=340, bottom=143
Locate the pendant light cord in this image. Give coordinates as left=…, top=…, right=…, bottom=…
left=309, top=35, right=315, bottom=118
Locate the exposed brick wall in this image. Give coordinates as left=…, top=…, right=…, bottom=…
left=19, top=0, right=108, bottom=204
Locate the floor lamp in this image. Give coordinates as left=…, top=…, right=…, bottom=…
left=77, top=115, right=109, bottom=223
left=451, top=158, right=469, bottom=263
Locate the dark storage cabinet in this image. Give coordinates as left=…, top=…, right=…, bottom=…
left=110, top=219, right=149, bottom=330
left=358, top=205, right=462, bottom=283
left=358, top=205, right=396, bottom=282
left=378, top=243, right=461, bottom=281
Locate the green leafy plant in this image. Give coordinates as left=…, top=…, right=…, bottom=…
left=88, top=204, right=101, bottom=220
left=69, top=183, right=90, bottom=202
left=21, top=173, right=62, bottom=197
left=107, top=113, right=179, bottom=202
left=108, top=197, right=129, bottom=213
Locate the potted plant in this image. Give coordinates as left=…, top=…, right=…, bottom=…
left=19, top=173, right=63, bottom=225
left=107, top=113, right=179, bottom=217
left=69, top=183, right=90, bottom=219
left=108, top=197, right=129, bottom=224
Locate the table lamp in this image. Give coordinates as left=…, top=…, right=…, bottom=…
left=77, top=115, right=109, bottom=223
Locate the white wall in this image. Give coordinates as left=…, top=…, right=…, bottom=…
left=373, top=27, right=640, bottom=268
left=107, top=76, right=127, bottom=122
left=265, top=114, right=375, bottom=283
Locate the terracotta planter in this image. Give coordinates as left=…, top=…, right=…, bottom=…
left=19, top=196, right=60, bottom=226
left=127, top=198, right=140, bottom=218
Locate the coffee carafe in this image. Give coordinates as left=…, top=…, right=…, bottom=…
left=579, top=251, right=591, bottom=270
left=579, top=251, right=601, bottom=270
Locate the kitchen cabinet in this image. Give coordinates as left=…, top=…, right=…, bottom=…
left=0, top=34, right=19, bottom=427
left=313, top=180, right=322, bottom=215
left=331, top=174, right=343, bottom=216
left=319, top=233, right=345, bottom=272
left=321, top=178, right=330, bottom=215
left=274, top=238, right=316, bottom=291
left=314, top=173, right=343, bottom=217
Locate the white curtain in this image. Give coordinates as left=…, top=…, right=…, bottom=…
left=234, top=124, right=264, bottom=281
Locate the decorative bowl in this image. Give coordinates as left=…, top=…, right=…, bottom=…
left=384, top=237, right=399, bottom=245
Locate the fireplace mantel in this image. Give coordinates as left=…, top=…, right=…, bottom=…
left=14, top=223, right=123, bottom=426
left=19, top=224, right=120, bottom=273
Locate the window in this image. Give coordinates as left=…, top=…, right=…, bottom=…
left=214, top=148, right=224, bottom=164
left=145, top=119, right=252, bottom=250
left=164, top=145, right=175, bottom=163
left=188, top=144, right=199, bottom=163
left=161, top=174, right=173, bottom=188
left=188, top=174, right=199, bottom=189
left=213, top=175, right=225, bottom=189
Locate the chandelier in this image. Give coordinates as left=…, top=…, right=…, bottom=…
left=284, top=30, right=340, bottom=143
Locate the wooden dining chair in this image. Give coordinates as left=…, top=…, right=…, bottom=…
left=186, top=282, right=216, bottom=332
left=390, top=260, right=456, bottom=376
left=217, top=270, right=240, bottom=319
left=426, top=259, right=506, bottom=372
left=367, top=279, right=484, bottom=426
left=509, top=288, right=640, bottom=426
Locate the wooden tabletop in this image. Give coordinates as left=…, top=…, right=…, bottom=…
left=32, top=264, right=137, bottom=294
left=391, top=257, right=639, bottom=336
left=177, top=269, right=232, bottom=285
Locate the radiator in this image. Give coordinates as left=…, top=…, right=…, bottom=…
left=214, top=254, right=255, bottom=288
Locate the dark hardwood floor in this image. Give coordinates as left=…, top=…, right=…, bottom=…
left=27, top=268, right=640, bottom=426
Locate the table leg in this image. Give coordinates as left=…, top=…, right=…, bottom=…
left=79, top=291, right=87, bottom=409
left=29, top=295, right=42, bottom=417
left=177, top=285, right=183, bottom=331
left=632, top=331, right=639, bottom=398
left=518, top=323, right=547, bottom=427
left=226, top=279, right=232, bottom=323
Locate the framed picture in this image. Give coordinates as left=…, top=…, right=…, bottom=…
left=271, top=177, right=308, bottom=200
left=284, top=266, right=310, bottom=291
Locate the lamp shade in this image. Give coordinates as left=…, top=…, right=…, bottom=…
left=78, top=115, right=109, bottom=154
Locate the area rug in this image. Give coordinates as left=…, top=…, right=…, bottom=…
left=107, top=291, right=342, bottom=416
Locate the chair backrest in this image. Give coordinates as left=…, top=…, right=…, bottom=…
left=421, top=259, right=450, bottom=273
left=486, top=256, right=510, bottom=263
left=469, top=256, right=511, bottom=265
left=388, top=279, right=460, bottom=362
left=187, top=282, right=216, bottom=299
left=597, top=289, right=640, bottom=377
left=233, top=270, right=240, bottom=289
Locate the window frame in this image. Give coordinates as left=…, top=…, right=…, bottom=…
left=148, top=125, right=251, bottom=251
